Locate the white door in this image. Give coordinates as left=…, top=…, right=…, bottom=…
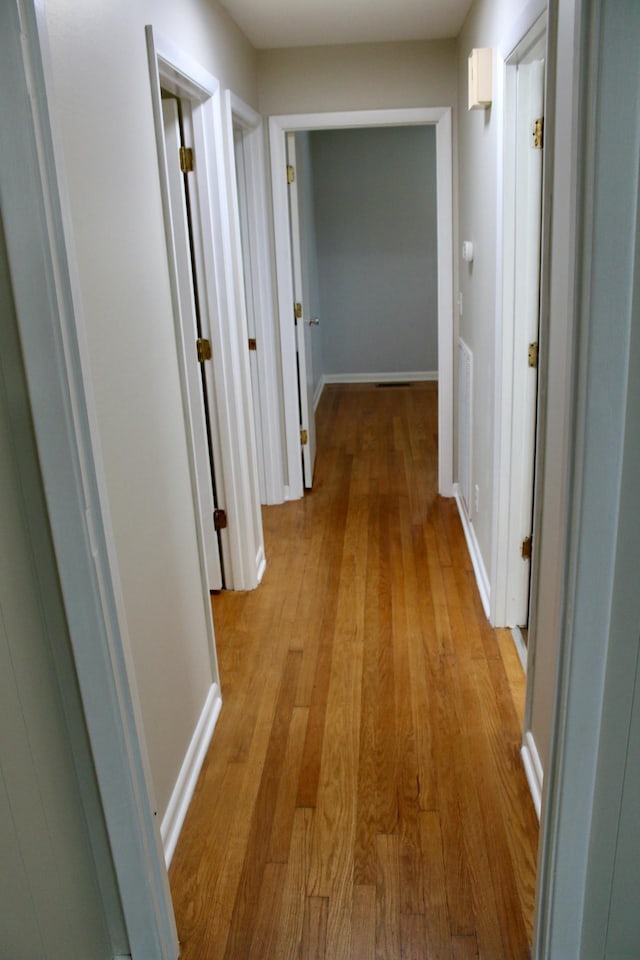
left=510, top=58, right=545, bottom=626
left=162, top=97, right=223, bottom=590
left=286, top=133, right=317, bottom=488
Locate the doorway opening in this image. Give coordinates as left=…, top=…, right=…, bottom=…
left=225, top=91, right=286, bottom=507
left=268, top=108, right=454, bottom=503
left=146, top=27, right=265, bottom=594
left=492, top=14, right=547, bottom=659
left=491, top=13, right=547, bottom=819
left=160, top=89, right=226, bottom=590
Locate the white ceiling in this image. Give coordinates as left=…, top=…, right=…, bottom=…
left=219, top=0, right=474, bottom=50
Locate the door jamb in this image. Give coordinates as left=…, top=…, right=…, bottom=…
left=158, top=95, right=224, bottom=592
left=224, top=90, right=286, bottom=508
left=491, top=7, right=547, bottom=631
left=268, top=107, right=454, bottom=502
left=146, top=28, right=266, bottom=589
left=0, top=3, right=178, bottom=955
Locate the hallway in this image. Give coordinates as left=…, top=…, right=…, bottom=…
left=168, top=383, right=539, bottom=959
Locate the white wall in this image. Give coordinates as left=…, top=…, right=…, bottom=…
left=310, top=125, right=438, bottom=378
left=42, top=0, right=258, bottom=822
left=258, top=40, right=458, bottom=115
left=457, top=0, right=535, bottom=580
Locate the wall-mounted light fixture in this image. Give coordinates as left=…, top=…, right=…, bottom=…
left=468, top=48, right=493, bottom=110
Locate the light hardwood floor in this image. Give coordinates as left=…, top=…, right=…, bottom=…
left=169, top=382, right=538, bottom=960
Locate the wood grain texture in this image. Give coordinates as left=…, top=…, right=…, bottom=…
left=169, top=383, right=538, bottom=959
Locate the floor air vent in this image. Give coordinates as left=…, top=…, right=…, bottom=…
left=376, top=382, right=411, bottom=388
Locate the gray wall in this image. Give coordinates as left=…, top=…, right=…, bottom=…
left=310, top=125, right=438, bottom=377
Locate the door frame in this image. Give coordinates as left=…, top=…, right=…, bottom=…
left=159, top=95, right=224, bottom=592
left=0, top=3, right=178, bottom=956
left=285, top=131, right=317, bottom=489
left=491, top=5, right=547, bottom=635
left=268, top=107, right=454, bottom=502
left=224, top=90, right=286, bottom=507
left=146, top=28, right=266, bottom=590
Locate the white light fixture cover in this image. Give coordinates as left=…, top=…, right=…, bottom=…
left=468, top=48, right=493, bottom=110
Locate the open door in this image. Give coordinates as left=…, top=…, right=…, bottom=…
left=510, top=56, right=545, bottom=629
left=286, top=133, right=317, bottom=488
left=162, top=96, right=224, bottom=590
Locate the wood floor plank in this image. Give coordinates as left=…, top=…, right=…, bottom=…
left=354, top=498, right=383, bottom=885
left=391, top=502, right=426, bottom=915
left=376, top=834, right=401, bottom=960
left=351, top=885, right=376, bottom=960
left=495, top=628, right=527, bottom=725
left=373, top=498, right=398, bottom=836
left=426, top=654, right=475, bottom=937
left=424, top=520, right=455, bottom=656
left=168, top=761, right=246, bottom=955
left=296, top=458, right=352, bottom=806
left=400, top=913, right=429, bottom=959
left=268, top=706, right=309, bottom=863
left=452, top=933, right=480, bottom=960
left=420, top=811, right=454, bottom=960
left=168, top=384, right=538, bottom=960
left=273, top=807, right=314, bottom=960
left=307, top=477, right=367, bottom=894
left=222, top=650, right=302, bottom=960
left=302, top=897, right=329, bottom=960
left=246, top=861, right=286, bottom=960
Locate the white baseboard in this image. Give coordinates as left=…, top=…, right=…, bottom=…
left=453, top=484, right=491, bottom=620
left=313, top=376, right=325, bottom=412
left=511, top=626, right=528, bottom=673
left=256, top=545, right=266, bottom=584
left=161, top=682, right=222, bottom=866
left=323, top=370, right=438, bottom=384
left=521, top=729, right=543, bottom=819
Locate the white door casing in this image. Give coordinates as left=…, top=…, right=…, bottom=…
left=286, top=132, right=317, bottom=488
left=509, top=57, right=545, bottom=626
left=233, top=124, right=267, bottom=502
left=492, top=9, right=547, bottom=631
left=224, top=90, right=286, bottom=508
left=0, top=4, right=178, bottom=956
left=161, top=96, right=224, bottom=591
left=147, top=27, right=266, bottom=590
left=269, top=108, right=454, bottom=502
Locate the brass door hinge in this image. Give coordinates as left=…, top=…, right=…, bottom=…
left=521, top=535, right=532, bottom=560
left=528, top=342, right=539, bottom=368
left=213, top=508, right=227, bottom=531
left=533, top=117, right=544, bottom=150
left=179, top=146, right=194, bottom=173
left=294, top=302, right=302, bottom=322
left=287, top=164, right=295, bottom=184
left=248, top=337, right=257, bottom=351
left=300, top=428, right=308, bottom=446
left=196, top=338, right=212, bottom=363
